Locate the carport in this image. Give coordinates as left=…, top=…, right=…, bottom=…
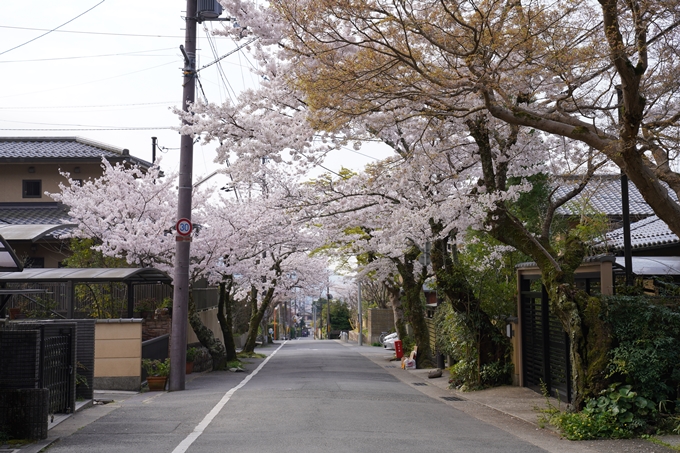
left=0, top=267, right=172, bottom=319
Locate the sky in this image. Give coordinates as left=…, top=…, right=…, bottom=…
left=0, top=0, right=393, bottom=181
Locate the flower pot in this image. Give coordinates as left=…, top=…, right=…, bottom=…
left=147, top=376, right=167, bottom=391
left=186, top=361, right=194, bottom=374
left=140, top=310, right=154, bottom=320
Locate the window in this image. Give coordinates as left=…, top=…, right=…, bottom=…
left=25, top=257, right=45, bottom=268
left=22, top=180, right=42, bottom=198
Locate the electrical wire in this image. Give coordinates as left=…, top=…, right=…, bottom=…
left=0, top=47, right=177, bottom=63
left=339, top=145, right=382, bottom=161
left=0, top=1, right=106, bottom=57
left=0, top=127, right=173, bottom=131
left=0, top=60, right=177, bottom=100
left=0, top=101, right=176, bottom=110
left=0, top=25, right=226, bottom=39
left=0, top=118, right=174, bottom=128
left=202, top=28, right=237, bottom=103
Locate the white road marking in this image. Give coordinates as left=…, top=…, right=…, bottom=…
left=171, top=341, right=287, bottom=453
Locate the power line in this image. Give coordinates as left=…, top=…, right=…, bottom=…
left=0, top=1, right=106, bottom=57
left=0, top=60, right=177, bottom=99
left=197, top=37, right=258, bottom=72
left=0, top=47, right=177, bottom=63
left=0, top=118, right=175, bottom=128
left=0, top=25, right=216, bottom=39
left=0, top=127, right=174, bottom=131
left=340, top=145, right=382, bottom=161
left=202, top=28, right=237, bottom=102
left=0, top=101, right=176, bottom=110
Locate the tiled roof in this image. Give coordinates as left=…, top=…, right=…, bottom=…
left=0, top=203, right=72, bottom=238
left=0, top=137, right=151, bottom=168
left=554, top=175, right=670, bottom=216
left=601, top=215, right=679, bottom=251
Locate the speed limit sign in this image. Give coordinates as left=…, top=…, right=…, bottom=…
left=176, top=218, right=192, bottom=236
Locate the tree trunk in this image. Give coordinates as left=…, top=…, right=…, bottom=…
left=242, top=286, right=276, bottom=353
left=188, top=293, right=227, bottom=370
left=393, top=248, right=432, bottom=368
left=385, top=283, right=407, bottom=341
left=216, top=280, right=238, bottom=362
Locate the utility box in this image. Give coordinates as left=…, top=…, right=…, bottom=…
left=197, top=0, right=223, bottom=21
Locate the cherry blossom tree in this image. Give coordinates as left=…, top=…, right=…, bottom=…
left=203, top=0, right=639, bottom=404
left=51, top=159, right=328, bottom=365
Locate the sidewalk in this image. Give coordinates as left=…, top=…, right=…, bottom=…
left=346, top=340, right=680, bottom=453
left=12, top=367, right=212, bottom=453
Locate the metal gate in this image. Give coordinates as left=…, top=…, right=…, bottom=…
left=520, top=278, right=571, bottom=402
left=42, top=334, right=73, bottom=414
left=5, top=321, right=76, bottom=414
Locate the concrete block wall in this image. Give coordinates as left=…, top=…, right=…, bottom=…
left=94, top=319, right=142, bottom=391
left=367, top=308, right=394, bottom=344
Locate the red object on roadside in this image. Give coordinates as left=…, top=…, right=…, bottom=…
left=394, top=340, right=404, bottom=359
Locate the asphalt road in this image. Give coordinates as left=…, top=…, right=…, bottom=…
left=41, top=339, right=560, bottom=453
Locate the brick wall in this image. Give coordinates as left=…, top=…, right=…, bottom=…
left=142, top=312, right=171, bottom=341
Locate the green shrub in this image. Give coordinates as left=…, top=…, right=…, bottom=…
left=547, top=383, right=656, bottom=439
left=480, top=360, right=513, bottom=387
left=550, top=410, right=632, bottom=440
left=436, top=303, right=511, bottom=389
left=603, top=295, right=680, bottom=404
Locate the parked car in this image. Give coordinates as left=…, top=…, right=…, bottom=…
left=382, top=332, right=399, bottom=350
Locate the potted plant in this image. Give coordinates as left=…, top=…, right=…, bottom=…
left=136, top=299, right=156, bottom=319
left=158, top=297, right=173, bottom=318
left=142, top=358, right=170, bottom=391
left=185, top=347, right=198, bottom=374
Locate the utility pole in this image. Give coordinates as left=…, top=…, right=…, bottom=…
left=326, top=289, right=332, bottom=339
left=358, top=282, right=363, bottom=346
left=169, top=0, right=198, bottom=392
left=151, top=136, right=157, bottom=164
left=312, top=304, right=316, bottom=339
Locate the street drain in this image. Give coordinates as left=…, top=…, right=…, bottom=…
left=441, top=396, right=464, bottom=401
left=412, top=382, right=428, bottom=386
left=385, top=365, right=397, bottom=368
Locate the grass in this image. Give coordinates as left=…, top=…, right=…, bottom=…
left=237, top=352, right=266, bottom=359
left=645, top=436, right=680, bottom=451
left=226, top=359, right=244, bottom=369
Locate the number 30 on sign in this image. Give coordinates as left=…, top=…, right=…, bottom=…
left=176, top=218, right=192, bottom=236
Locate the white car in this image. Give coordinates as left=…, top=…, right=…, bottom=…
left=382, top=332, right=399, bottom=350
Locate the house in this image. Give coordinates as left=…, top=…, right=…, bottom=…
left=553, top=174, right=672, bottom=228
left=514, top=176, right=680, bottom=401
left=0, top=137, right=152, bottom=268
